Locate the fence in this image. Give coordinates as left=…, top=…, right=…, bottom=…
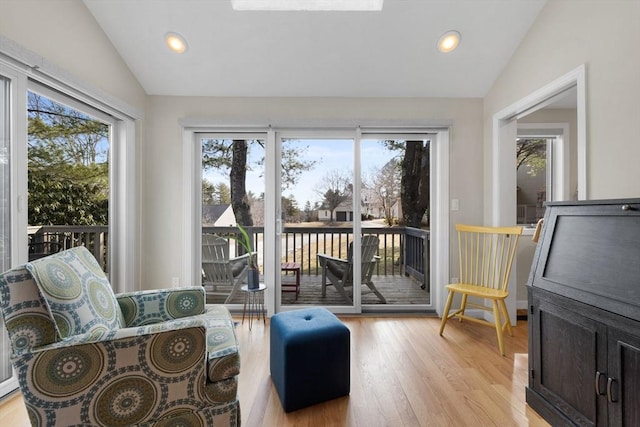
left=202, top=225, right=429, bottom=288
left=28, top=225, right=109, bottom=271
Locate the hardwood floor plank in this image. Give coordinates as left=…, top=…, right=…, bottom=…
left=0, top=316, right=549, bottom=427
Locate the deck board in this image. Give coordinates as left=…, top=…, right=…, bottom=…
left=206, top=274, right=430, bottom=306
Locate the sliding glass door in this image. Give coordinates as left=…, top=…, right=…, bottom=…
left=360, top=135, right=432, bottom=308
left=276, top=132, right=433, bottom=313
left=278, top=136, right=356, bottom=310
left=0, top=70, right=19, bottom=398
left=190, top=127, right=440, bottom=316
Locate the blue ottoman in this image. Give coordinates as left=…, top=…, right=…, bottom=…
left=270, top=307, right=350, bottom=412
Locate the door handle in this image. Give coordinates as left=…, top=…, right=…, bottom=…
left=607, top=377, right=618, bottom=403
left=595, top=371, right=606, bottom=396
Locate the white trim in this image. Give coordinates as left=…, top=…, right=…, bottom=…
left=182, top=128, right=198, bottom=286
left=493, top=65, right=587, bottom=220
left=265, top=127, right=278, bottom=316
left=3, top=64, right=29, bottom=265
left=575, top=69, right=587, bottom=200
left=110, top=119, right=140, bottom=292
left=353, top=127, right=363, bottom=310
left=0, top=63, right=24, bottom=399
left=432, top=129, right=450, bottom=317
left=491, top=64, right=587, bottom=323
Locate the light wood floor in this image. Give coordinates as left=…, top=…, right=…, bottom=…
left=0, top=316, right=549, bottom=427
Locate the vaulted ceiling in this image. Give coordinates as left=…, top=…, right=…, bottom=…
left=83, top=0, right=547, bottom=98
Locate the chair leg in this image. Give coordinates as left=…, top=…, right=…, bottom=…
left=458, top=294, right=468, bottom=322
left=492, top=300, right=505, bottom=356
left=499, top=299, right=513, bottom=336
left=439, top=290, right=455, bottom=336
left=321, top=268, right=328, bottom=297
left=333, top=281, right=353, bottom=304
left=365, top=282, right=387, bottom=303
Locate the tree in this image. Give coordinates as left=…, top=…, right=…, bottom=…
left=29, top=164, right=108, bottom=225
left=282, top=196, right=301, bottom=222
left=382, top=140, right=430, bottom=228
left=315, top=169, right=351, bottom=223
left=517, top=138, right=547, bottom=175
left=27, top=92, right=109, bottom=226
left=230, top=140, right=252, bottom=226
left=367, top=159, right=401, bottom=226
left=202, top=180, right=231, bottom=205
left=28, top=93, right=108, bottom=166
left=303, top=201, right=313, bottom=222
left=401, top=141, right=430, bottom=227
left=202, top=139, right=315, bottom=226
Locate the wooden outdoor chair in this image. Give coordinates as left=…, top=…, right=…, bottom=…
left=439, top=224, right=523, bottom=355
left=202, top=234, right=252, bottom=304
left=318, top=235, right=387, bottom=304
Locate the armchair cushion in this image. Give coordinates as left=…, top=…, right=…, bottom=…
left=116, top=287, right=206, bottom=327
left=0, top=266, right=57, bottom=355
left=26, top=246, right=123, bottom=339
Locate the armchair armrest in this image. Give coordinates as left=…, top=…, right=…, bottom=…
left=116, top=286, right=205, bottom=327
left=228, top=251, right=257, bottom=266
left=317, top=253, right=349, bottom=267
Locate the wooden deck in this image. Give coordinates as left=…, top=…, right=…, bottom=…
left=206, top=274, right=430, bottom=306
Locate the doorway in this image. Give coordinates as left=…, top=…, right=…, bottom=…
left=492, top=64, right=586, bottom=322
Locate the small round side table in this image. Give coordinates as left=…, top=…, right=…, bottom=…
left=241, top=283, right=266, bottom=331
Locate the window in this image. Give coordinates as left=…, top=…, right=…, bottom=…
left=0, top=48, right=140, bottom=398
left=516, top=137, right=552, bottom=225
left=27, top=90, right=111, bottom=268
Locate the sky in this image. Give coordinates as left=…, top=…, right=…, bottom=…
left=203, top=139, right=398, bottom=208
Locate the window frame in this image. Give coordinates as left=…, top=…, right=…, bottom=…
left=0, top=38, right=142, bottom=293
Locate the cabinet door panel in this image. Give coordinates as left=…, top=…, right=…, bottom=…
left=608, top=330, right=640, bottom=426
left=533, top=294, right=607, bottom=427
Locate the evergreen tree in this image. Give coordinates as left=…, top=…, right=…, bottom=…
left=27, top=93, right=109, bottom=225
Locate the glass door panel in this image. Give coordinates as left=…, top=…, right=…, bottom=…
left=26, top=90, right=111, bottom=272
left=0, top=75, right=11, bottom=389
left=0, top=73, right=18, bottom=397
left=360, top=137, right=431, bottom=307
left=200, top=136, right=265, bottom=305
left=279, top=138, right=356, bottom=310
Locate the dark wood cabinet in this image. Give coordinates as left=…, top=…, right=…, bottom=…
left=527, top=199, right=640, bottom=427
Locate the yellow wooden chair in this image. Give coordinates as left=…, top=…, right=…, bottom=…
left=439, top=224, right=523, bottom=355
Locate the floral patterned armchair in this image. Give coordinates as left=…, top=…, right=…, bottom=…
left=0, top=246, right=240, bottom=426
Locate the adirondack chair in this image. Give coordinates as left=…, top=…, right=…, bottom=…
left=318, top=235, right=387, bottom=304
left=202, top=235, right=253, bottom=304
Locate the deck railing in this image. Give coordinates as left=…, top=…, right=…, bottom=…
left=28, top=225, right=109, bottom=271
left=26, top=224, right=430, bottom=289
left=202, top=225, right=430, bottom=289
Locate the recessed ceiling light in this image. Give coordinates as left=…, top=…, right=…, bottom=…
left=165, top=32, right=188, bottom=54
left=231, top=0, right=384, bottom=11
left=437, top=30, right=461, bottom=53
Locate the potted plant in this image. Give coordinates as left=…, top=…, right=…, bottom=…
left=236, top=223, right=260, bottom=289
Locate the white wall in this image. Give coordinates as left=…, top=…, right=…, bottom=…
left=0, top=0, right=146, bottom=110
left=484, top=0, right=640, bottom=214
left=143, top=96, right=483, bottom=289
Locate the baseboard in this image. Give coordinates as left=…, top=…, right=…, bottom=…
left=516, top=300, right=528, bottom=320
